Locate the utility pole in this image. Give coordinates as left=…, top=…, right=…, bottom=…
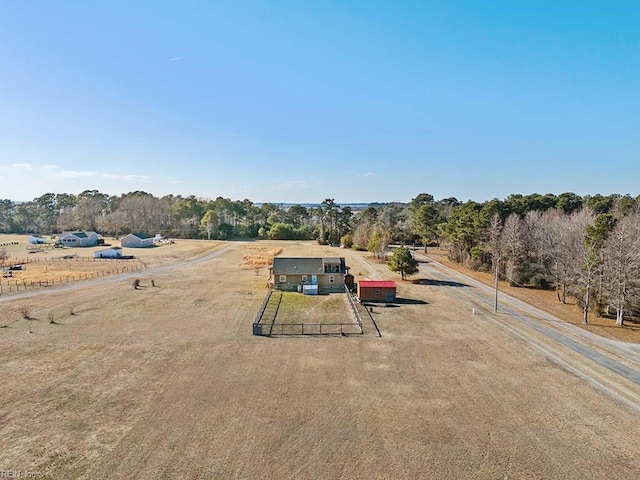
left=494, top=259, right=499, bottom=313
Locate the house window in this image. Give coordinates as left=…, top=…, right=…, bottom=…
left=329, top=275, right=335, bottom=284
left=302, top=275, right=308, bottom=282
left=279, top=275, right=286, bottom=283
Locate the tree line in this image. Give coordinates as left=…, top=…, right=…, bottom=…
left=2, top=190, right=639, bottom=325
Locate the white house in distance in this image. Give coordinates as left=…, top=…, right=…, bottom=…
left=58, top=231, right=99, bottom=247
left=28, top=234, right=46, bottom=244
left=94, top=247, right=124, bottom=259
left=120, top=233, right=155, bottom=248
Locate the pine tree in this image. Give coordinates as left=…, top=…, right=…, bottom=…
left=387, top=247, right=419, bottom=280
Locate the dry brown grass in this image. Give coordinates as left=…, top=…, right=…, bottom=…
left=426, top=247, right=640, bottom=343
left=1, top=240, right=639, bottom=478
left=0, top=235, right=227, bottom=296
left=242, top=246, right=282, bottom=268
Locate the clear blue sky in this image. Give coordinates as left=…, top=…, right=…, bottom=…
left=1, top=1, right=638, bottom=203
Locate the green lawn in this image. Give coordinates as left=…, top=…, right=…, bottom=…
left=267, top=291, right=353, bottom=326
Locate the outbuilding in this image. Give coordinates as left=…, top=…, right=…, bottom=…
left=357, top=280, right=397, bottom=302
left=94, top=247, right=124, bottom=259
left=121, top=233, right=155, bottom=248
left=58, top=231, right=99, bottom=247
left=28, top=234, right=46, bottom=244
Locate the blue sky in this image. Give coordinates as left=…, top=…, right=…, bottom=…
left=1, top=1, right=638, bottom=203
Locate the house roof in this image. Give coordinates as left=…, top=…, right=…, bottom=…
left=272, top=257, right=347, bottom=274
left=322, top=257, right=342, bottom=264
left=127, top=232, right=154, bottom=240
left=272, top=257, right=324, bottom=275
left=359, top=280, right=396, bottom=288
left=60, top=231, right=96, bottom=239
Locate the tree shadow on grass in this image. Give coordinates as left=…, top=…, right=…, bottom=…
left=412, top=278, right=470, bottom=288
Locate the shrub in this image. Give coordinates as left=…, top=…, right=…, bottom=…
left=18, top=305, right=31, bottom=320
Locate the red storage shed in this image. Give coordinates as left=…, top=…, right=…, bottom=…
left=357, top=280, right=397, bottom=302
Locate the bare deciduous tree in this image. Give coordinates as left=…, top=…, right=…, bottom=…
left=601, top=213, right=640, bottom=326
left=0, top=247, right=8, bottom=268
left=571, top=210, right=617, bottom=324
left=485, top=214, right=504, bottom=273
left=502, top=213, right=526, bottom=285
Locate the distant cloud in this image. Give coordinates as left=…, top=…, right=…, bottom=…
left=4, top=163, right=56, bottom=172
left=11, top=163, right=32, bottom=170
left=270, top=180, right=310, bottom=190
left=1, top=162, right=152, bottom=184
left=356, top=172, right=375, bottom=178
left=57, top=170, right=152, bottom=182
left=169, top=56, right=185, bottom=62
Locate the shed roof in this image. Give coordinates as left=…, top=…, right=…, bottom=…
left=359, top=280, right=396, bottom=288
left=98, top=247, right=122, bottom=252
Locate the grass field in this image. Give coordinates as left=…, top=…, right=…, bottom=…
left=0, top=234, right=226, bottom=298
left=1, top=239, right=640, bottom=478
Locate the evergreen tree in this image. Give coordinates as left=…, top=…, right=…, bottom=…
left=388, top=246, right=419, bottom=280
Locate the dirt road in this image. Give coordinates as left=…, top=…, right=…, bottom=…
left=420, top=254, right=640, bottom=412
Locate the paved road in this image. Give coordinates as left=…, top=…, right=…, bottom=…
left=419, top=253, right=640, bottom=412
left=0, top=243, right=239, bottom=305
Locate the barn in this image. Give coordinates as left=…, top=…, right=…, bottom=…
left=357, top=280, right=397, bottom=302
left=121, top=233, right=155, bottom=248
left=94, top=247, right=124, bottom=259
